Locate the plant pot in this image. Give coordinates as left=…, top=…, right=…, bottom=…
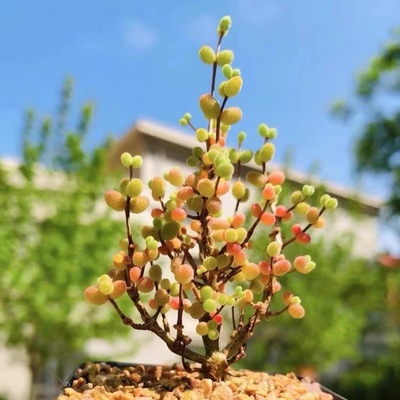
left=58, top=361, right=347, bottom=400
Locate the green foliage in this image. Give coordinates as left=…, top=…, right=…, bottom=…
left=332, top=28, right=400, bottom=217
left=0, top=78, right=128, bottom=395
left=356, top=36, right=400, bottom=98
left=355, top=112, right=400, bottom=215
left=239, top=210, right=400, bottom=398
left=328, top=26, right=400, bottom=400
left=330, top=268, right=400, bottom=399
left=241, top=234, right=386, bottom=372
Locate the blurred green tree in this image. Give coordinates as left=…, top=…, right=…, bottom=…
left=239, top=228, right=385, bottom=371
left=0, top=79, right=129, bottom=400
left=331, top=29, right=400, bottom=220
left=234, top=174, right=400, bottom=397
left=239, top=224, right=400, bottom=398
left=329, top=28, right=400, bottom=398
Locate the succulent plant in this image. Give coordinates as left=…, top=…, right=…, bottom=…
left=84, top=15, right=338, bottom=381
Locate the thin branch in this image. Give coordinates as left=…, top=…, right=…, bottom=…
left=282, top=206, right=326, bottom=249
left=108, top=298, right=146, bottom=330
left=187, top=121, right=197, bottom=132
left=175, top=284, right=185, bottom=341
left=266, top=305, right=289, bottom=317
left=215, top=96, right=228, bottom=143
left=210, top=34, right=224, bottom=95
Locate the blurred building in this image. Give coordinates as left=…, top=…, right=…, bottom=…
left=0, top=119, right=382, bottom=400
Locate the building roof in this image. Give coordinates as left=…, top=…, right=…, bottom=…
left=378, top=254, right=400, bottom=269
left=110, top=119, right=382, bottom=215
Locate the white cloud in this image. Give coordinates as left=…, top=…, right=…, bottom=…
left=235, top=0, right=282, bottom=25
left=124, top=19, right=158, bottom=51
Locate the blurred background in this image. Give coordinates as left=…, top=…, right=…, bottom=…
left=0, top=1, right=399, bottom=399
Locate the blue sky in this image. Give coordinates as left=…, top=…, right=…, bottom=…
left=1, top=0, right=399, bottom=198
